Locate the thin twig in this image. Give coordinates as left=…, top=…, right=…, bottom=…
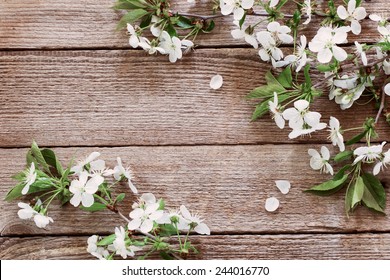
left=117, top=209, right=184, bottom=260
left=375, top=84, right=387, bottom=124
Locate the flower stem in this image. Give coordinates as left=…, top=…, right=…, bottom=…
left=375, top=83, right=387, bottom=124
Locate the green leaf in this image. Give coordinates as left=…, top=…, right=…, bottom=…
left=247, top=84, right=285, bottom=99
left=303, top=64, right=312, bottom=90
left=80, top=202, right=107, bottom=212
left=277, top=66, right=293, bottom=88
left=30, top=141, right=51, bottom=173
left=251, top=101, right=270, bottom=121
left=5, top=183, right=48, bottom=202
left=361, top=173, right=386, bottom=213
left=345, top=131, right=367, bottom=145
left=305, top=173, right=349, bottom=196
left=97, top=234, right=116, bottom=246
left=159, top=251, right=174, bottom=260
left=165, top=23, right=177, bottom=37
left=159, top=224, right=177, bottom=237
left=202, top=20, right=215, bottom=33
left=117, top=9, right=150, bottom=29
left=139, top=14, right=152, bottom=29
left=345, top=176, right=365, bottom=213
left=113, top=0, right=147, bottom=10
left=41, top=149, right=64, bottom=176
left=334, top=150, right=353, bottom=163
left=115, top=193, right=126, bottom=204
left=265, top=71, right=285, bottom=90
left=176, top=16, right=194, bottom=29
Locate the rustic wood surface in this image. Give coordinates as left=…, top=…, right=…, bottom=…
left=0, top=0, right=390, bottom=260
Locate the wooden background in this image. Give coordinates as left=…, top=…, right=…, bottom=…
left=1, top=0, right=390, bottom=259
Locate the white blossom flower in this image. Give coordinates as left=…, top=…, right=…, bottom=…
left=17, top=202, right=37, bottom=220
left=128, top=202, right=164, bottom=233
left=71, top=152, right=101, bottom=175
left=282, top=100, right=326, bottom=139
left=268, top=92, right=285, bottom=129
left=373, top=149, right=390, bottom=175
left=337, top=0, right=367, bottom=35
left=385, top=83, right=390, bottom=96
left=180, top=205, right=210, bottom=235
left=33, top=213, right=54, bottom=229
left=210, top=74, right=224, bottom=90
left=309, top=26, right=349, bottom=63
left=308, top=146, right=334, bottom=175
left=231, top=24, right=258, bottom=48
left=138, top=38, right=165, bottom=55
left=331, top=75, right=365, bottom=110
left=89, top=159, right=114, bottom=178
left=302, top=0, right=312, bottom=25
left=157, top=209, right=189, bottom=230
left=383, top=60, right=390, bottom=75
left=87, top=235, right=109, bottom=260
left=127, top=24, right=142, bottom=48
left=283, top=35, right=310, bottom=72
left=17, top=202, right=53, bottom=229
left=109, top=226, right=140, bottom=259
left=159, top=31, right=193, bottom=63
left=114, top=157, right=138, bottom=194
left=69, top=171, right=103, bottom=207
left=275, top=180, right=291, bottom=194
left=150, top=16, right=162, bottom=37
left=354, top=41, right=367, bottom=66
left=269, top=0, right=279, bottom=8
left=266, top=22, right=294, bottom=44
left=353, top=142, right=386, bottom=165
left=257, top=31, right=283, bottom=62
left=328, top=116, right=345, bottom=152
left=220, top=0, right=255, bottom=20
left=22, top=162, right=37, bottom=195
left=265, top=197, right=279, bottom=212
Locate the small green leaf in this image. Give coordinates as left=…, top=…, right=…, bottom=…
left=113, top=0, right=148, bottom=10
left=303, top=64, right=312, bottom=89
left=41, top=148, right=64, bottom=176
left=345, top=176, right=365, bottom=213
left=334, top=150, right=353, bottom=163
left=345, top=131, right=366, bottom=145
left=117, top=9, right=150, bottom=29
left=159, top=251, right=174, bottom=260
left=305, top=173, right=349, bottom=196
left=165, top=23, right=177, bottom=37
left=203, top=20, right=215, bottom=33
left=139, top=14, right=152, bottom=29
left=97, top=234, right=116, bottom=246
left=80, top=202, right=107, bottom=212
left=30, top=141, right=51, bottom=173
left=251, top=101, right=269, bottom=121
left=5, top=182, right=49, bottom=202
left=115, top=193, right=126, bottom=204
left=277, top=66, right=293, bottom=88
left=361, top=173, right=386, bottom=213
left=265, top=71, right=285, bottom=91
left=176, top=16, right=194, bottom=29
left=247, top=84, right=285, bottom=99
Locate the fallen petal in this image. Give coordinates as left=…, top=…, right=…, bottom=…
left=265, top=197, right=280, bottom=212
left=210, top=74, right=223, bottom=90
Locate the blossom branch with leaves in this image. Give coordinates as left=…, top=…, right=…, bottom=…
left=6, top=141, right=210, bottom=260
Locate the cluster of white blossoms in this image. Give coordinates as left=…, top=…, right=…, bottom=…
left=127, top=22, right=193, bottom=63
left=18, top=200, right=54, bottom=229
left=87, top=192, right=210, bottom=260
left=128, top=193, right=210, bottom=235
left=269, top=94, right=327, bottom=139
left=354, top=142, right=390, bottom=175
left=69, top=152, right=137, bottom=208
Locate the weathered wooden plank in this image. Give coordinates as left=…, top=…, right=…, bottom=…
left=0, top=0, right=388, bottom=49
left=1, top=145, right=389, bottom=236
left=1, top=49, right=389, bottom=147
left=2, top=233, right=390, bottom=259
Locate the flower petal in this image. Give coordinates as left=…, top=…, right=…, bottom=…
left=275, top=180, right=291, bottom=194
left=265, top=197, right=280, bottom=212
left=210, top=74, right=223, bottom=89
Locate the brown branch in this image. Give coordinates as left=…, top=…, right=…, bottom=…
left=375, top=83, right=387, bottom=124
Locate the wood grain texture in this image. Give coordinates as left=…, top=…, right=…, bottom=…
left=1, top=49, right=389, bottom=147
left=2, top=233, right=390, bottom=259
left=0, top=0, right=388, bottom=49
left=1, top=145, right=389, bottom=236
